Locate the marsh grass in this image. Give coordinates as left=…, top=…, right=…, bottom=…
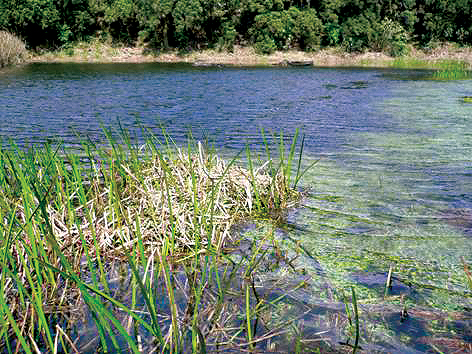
left=432, top=60, right=471, bottom=80
left=390, top=57, right=431, bottom=69
left=0, top=31, right=27, bottom=67
left=391, top=57, right=471, bottom=80
left=0, top=128, right=316, bottom=352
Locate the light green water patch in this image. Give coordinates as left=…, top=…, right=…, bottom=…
left=232, top=214, right=472, bottom=351
left=283, top=78, right=472, bottom=317
left=290, top=157, right=472, bottom=312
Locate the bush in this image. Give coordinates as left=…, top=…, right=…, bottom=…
left=372, top=19, right=409, bottom=57
left=341, top=14, right=375, bottom=52
left=254, top=34, right=277, bottom=54
left=250, top=7, right=323, bottom=54
left=0, top=31, right=27, bottom=67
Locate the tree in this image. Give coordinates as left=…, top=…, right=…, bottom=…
left=172, top=0, right=205, bottom=48
left=0, top=0, right=61, bottom=47
left=136, top=0, right=175, bottom=48
left=249, top=7, right=322, bottom=53
left=415, top=0, right=472, bottom=46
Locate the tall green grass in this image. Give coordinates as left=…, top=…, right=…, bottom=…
left=0, top=128, right=317, bottom=352
left=390, top=57, right=471, bottom=80
left=432, top=60, right=471, bottom=80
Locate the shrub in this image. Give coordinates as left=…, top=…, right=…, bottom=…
left=0, top=31, right=27, bottom=67
left=341, top=14, right=375, bottom=52
left=250, top=7, right=323, bottom=54
left=373, top=19, right=409, bottom=57
left=254, top=33, right=277, bottom=54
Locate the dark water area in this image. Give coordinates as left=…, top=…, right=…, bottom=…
left=1, top=63, right=392, bottom=151
left=1, top=63, right=472, bottom=352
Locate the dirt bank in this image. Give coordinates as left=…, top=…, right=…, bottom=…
left=29, top=43, right=472, bottom=68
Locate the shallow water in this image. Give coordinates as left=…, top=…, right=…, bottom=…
left=1, top=63, right=472, bottom=351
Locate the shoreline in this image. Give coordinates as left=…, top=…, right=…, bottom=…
left=27, top=44, right=472, bottom=69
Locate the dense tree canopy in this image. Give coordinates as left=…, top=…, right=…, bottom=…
left=1, top=0, right=471, bottom=53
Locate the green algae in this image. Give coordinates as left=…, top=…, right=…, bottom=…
left=237, top=76, right=472, bottom=350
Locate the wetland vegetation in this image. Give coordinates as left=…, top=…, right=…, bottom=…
left=0, top=128, right=322, bottom=352
left=0, top=31, right=27, bottom=68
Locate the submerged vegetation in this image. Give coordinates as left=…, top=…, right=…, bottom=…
left=0, top=128, right=321, bottom=352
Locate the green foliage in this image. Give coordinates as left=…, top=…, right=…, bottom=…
left=371, top=18, right=409, bottom=57
left=136, top=0, right=175, bottom=48
left=0, top=0, right=60, bottom=47
left=250, top=7, right=322, bottom=54
left=415, top=0, right=472, bottom=45
left=341, top=11, right=379, bottom=52
left=290, top=8, right=323, bottom=51
left=173, top=0, right=205, bottom=48
left=218, top=22, right=237, bottom=51
left=245, top=0, right=285, bottom=14
left=2, top=0, right=472, bottom=54
left=250, top=10, right=294, bottom=53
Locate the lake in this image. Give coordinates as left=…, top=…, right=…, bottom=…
left=1, top=63, right=471, bottom=352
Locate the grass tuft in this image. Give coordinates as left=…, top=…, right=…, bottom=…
left=0, top=31, right=27, bottom=67
left=0, top=128, right=312, bottom=352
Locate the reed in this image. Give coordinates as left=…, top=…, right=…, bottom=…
left=429, top=60, right=471, bottom=80
left=0, top=31, right=27, bottom=67
left=340, top=287, right=361, bottom=353
left=0, top=128, right=313, bottom=352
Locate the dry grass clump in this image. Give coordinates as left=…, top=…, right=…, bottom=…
left=0, top=134, right=306, bottom=352
left=0, top=31, right=27, bottom=67
left=43, top=143, right=296, bottom=260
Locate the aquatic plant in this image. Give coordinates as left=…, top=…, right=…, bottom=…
left=463, top=96, right=472, bottom=103
left=0, top=128, right=316, bottom=352
left=390, top=57, right=472, bottom=79
left=462, top=257, right=472, bottom=291
left=390, top=57, right=430, bottom=69
left=431, top=60, right=471, bottom=80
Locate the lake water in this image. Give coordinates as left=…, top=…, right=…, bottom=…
left=1, top=63, right=472, bottom=352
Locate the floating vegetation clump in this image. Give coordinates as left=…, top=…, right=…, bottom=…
left=462, top=96, right=472, bottom=103
left=44, top=142, right=297, bottom=259
left=0, top=129, right=311, bottom=352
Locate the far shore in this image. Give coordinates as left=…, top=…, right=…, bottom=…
left=28, top=43, right=472, bottom=69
